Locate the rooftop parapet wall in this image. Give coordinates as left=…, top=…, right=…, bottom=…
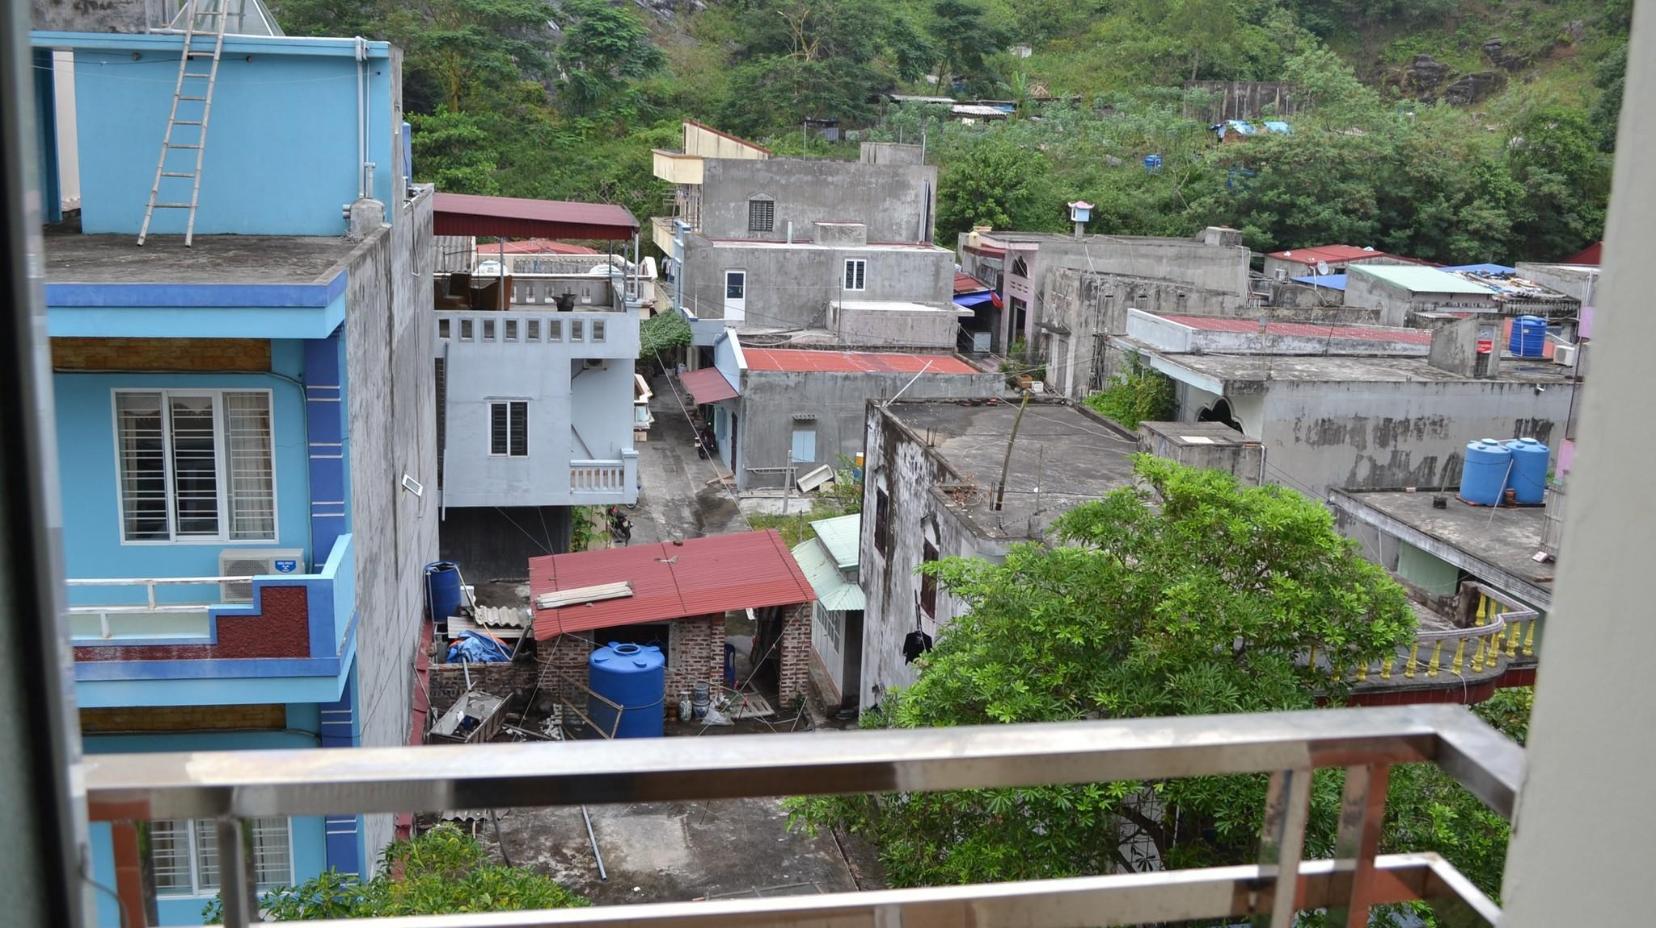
left=1125, top=309, right=1432, bottom=356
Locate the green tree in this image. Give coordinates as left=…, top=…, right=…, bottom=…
left=1590, top=40, right=1627, bottom=152
left=202, top=824, right=586, bottom=921
left=928, top=0, right=1009, bottom=89
left=792, top=457, right=1415, bottom=882
left=409, top=108, right=503, bottom=194
left=1505, top=107, right=1611, bottom=260
left=638, top=308, right=692, bottom=361
left=555, top=0, right=665, bottom=116
left=384, top=0, right=557, bottom=113
left=936, top=134, right=1056, bottom=238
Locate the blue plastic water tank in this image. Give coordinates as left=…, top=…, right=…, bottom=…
left=1505, top=438, right=1550, bottom=505
left=424, top=562, right=462, bottom=625
left=1508, top=316, right=1547, bottom=358
left=589, top=642, right=666, bottom=738
left=1460, top=439, right=1513, bottom=505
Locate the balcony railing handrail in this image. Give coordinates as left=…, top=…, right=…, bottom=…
left=83, top=704, right=1520, bottom=928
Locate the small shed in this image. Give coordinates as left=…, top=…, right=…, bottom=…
left=530, top=530, right=817, bottom=703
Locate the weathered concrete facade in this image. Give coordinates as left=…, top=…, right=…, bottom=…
left=1138, top=421, right=1263, bottom=484
left=858, top=400, right=1139, bottom=711
left=341, top=185, right=438, bottom=859
left=731, top=364, right=1002, bottom=491
left=1344, top=265, right=1499, bottom=326
left=698, top=155, right=936, bottom=244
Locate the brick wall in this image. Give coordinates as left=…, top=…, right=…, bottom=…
left=777, top=602, right=812, bottom=708
left=52, top=337, right=271, bottom=371
left=80, top=704, right=287, bottom=733
left=666, top=615, right=725, bottom=699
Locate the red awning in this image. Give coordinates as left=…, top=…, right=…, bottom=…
left=680, top=367, right=738, bottom=404
left=432, top=193, right=639, bottom=241
left=530, top=530, right=815, bottom=639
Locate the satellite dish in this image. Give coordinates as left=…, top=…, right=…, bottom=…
left=1315, top=260, right=1331, bottom=276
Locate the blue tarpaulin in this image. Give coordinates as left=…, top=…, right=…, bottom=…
left=1263, top=121, right=1292, bottom=134
left=1292, top=274, right=1348, bottom=291
left=1444, top=263, right=1517, bottom=275
left=953, top=291, right=997, bottom=308
left=447, top=630, right=511, bottom=663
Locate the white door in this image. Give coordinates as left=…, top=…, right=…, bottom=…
left=723, top=270, right=746, bottom=323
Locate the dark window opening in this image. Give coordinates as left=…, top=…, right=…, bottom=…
left=920, top=539, right=938, bottom=618
left=875, top=488, right=891, bottom=558
left=748, top=199, right=775, bottom=233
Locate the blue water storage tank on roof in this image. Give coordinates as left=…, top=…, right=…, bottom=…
left=1505, top=438, right=1550, bottom=505
left=424, top=562, right=462, bottom=625
left=1509, top=316, right=1547, bottom=358
left=589, top=642, right=666, bottom=738
left=1460, top=439, right=1513, bottom=506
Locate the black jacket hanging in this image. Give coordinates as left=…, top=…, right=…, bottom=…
left=902, top=629, right=933, bottom=663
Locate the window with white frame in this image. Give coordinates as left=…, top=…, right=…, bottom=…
left=843, top=258, right=866, bottom=291
left=489, top=400, right=529, bottom=457
left=150, top=817, right=292, bottom=896
left=115, top=390, right=276, bottom=543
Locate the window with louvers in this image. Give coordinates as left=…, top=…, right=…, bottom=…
left=490, top=401, right=529, bottom=456
left=748, top=198, right=774, bottom=233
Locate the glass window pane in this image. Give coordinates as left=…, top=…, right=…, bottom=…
left=505, top=319, right=518, bottom=341
left=490, top=403, right=509, bottom=455
left=526, top=319, right=540, bottom=341
left=509, top=402, right=528, bottom=457
left=224, top=393, right=275, bottom=540
left=592, top=320, right=606, bottom=342
left=116, top=392, right=170, bottom=540
left=149, top=820, right=194, bottom=896
left=169, top=395, right=220, bottom=537
left=547, top=320, right=562, bottom=342
left=252, top=818, right=292, bottom=890
left=193, top=820, right=221, bottom=892
left=726, top=272, right=744, bottom=299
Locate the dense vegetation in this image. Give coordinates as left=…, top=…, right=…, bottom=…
left=269, top=0, right=1623, bottom=264
left=203, top=824, right=587, bottom=921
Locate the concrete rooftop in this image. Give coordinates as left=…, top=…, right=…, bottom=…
left=1330, top=488, right=1553, bottom=609
left=887, top=399, right=1139, bottom=540
left=43, top=230, right=357, bottom=285
left=1121, top=340, right=1575, bottom=385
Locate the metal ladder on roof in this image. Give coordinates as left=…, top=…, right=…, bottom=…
left=137, top=0, right=236, bottom=247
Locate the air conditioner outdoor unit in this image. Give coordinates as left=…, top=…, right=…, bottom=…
left=1553, top=344, right=1578, bottom=367
left=218, top=548, right=305, bottom=604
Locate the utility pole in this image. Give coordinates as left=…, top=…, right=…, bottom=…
left=993, top=391, right=1031, bottom=512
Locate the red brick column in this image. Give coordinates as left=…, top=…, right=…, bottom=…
left=777, top=602, right=813, bottom=707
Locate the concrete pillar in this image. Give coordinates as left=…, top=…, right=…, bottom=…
left=1498, top=6, right=1656, bottom=922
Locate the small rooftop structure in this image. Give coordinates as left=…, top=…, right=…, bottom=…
left=743, top=348, right=979, bottom=375
left=433, top=193, right=638, bottom=241
left=1346, top=264, right=1498, bottom=296
left=881, top=399, right=1139, bottom=541
left=791, top=514, right=863, bottom=613
left=1267, top=244, right=1397, bottom=268
left=1127, top=311, right=1432, bottom=356
left=530, top=530, right=814, bottom=639
left=1329, top=488, right=1553, bottom=610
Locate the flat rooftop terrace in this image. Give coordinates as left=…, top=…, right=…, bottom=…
left=885, top=399, right=1139, bottom=540
left=43, top=230, right=357, bottom=285
left=1119, top=339, right=1574, bottom=385
left=1330, top=488, right=1553, bottom=610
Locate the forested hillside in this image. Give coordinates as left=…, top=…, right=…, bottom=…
left=270, top=0, right=1631, bottom=262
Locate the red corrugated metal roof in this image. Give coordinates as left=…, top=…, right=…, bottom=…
left=1159, top=314, right=1434, bottom=345
left=954, top=271, right=992, bottom=295
left=1266, top=244, right=1391, bottom=266
left=433, top=193, right=638, bottom=241
left=530, top=530, right=815, bottom=639
left=681, top=367, right=738, bottom=404
left=743, top=348, right=980, bottom=374
left=494, top=238, right=599, bottom=255
left=1564, top=241, right=1602, bottom=265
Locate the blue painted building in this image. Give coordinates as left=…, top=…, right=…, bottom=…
left=32, top=17, right=437, bottom=927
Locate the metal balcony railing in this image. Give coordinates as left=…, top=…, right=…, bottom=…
left=84, top=704, right=1518, bottom=928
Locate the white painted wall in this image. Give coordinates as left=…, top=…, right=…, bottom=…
left=1500, top=11, right=1656, bottom=921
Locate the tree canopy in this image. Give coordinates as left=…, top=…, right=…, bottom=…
left=792, top=457, right=1416, bottom=882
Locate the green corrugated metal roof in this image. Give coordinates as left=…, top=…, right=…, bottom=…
left=791, top=535, right=865, bottom=612
left=809, top=514, right=861, bottom=571
left=1347, top=264, right=1495, bottom=295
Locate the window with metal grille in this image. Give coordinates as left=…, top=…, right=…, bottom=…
left=844, top=259, right=866, bottom=291
left=115, top=390, right=275, bottom=543
left=150, top=817, right=291, bottom=897
left=504, top=319, right=518, bottom=341
left=748, top=198, right=774, bottom=232
left=526, top=319, right=540, bottom=341
left=920, top=539, right=939, bottom=618
left=489, top=401, right=529, bottom=457
left=592, top=320, right=606, bottom=342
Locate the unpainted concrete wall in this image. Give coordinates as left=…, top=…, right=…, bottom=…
left=1344, top=274, right=1498, bottom=326
left=683, top=237, right=952, bottom=332
left=735, top=369, right=1001, bottom=490
left=1259, top=379, right=1571, bottom=498
left=699, top=158, right=936, bottom=243
left=342, top=187, right=437, bottom=862
left=858, top=406, right=1007, bottom=711
left=831, top=304, right=958, bottom=350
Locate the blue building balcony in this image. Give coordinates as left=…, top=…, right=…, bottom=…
left=68, top=535, right=357, bottom=708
